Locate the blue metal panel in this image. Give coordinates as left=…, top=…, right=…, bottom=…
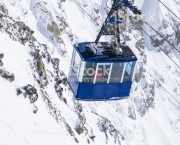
left=68, top=67, right=133, bottom=101
left=77, top=83, right=93, bottom=99
left=76, top=81, right=132, bottom=100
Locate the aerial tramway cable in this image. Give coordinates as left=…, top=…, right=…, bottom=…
left=158, top=0, right=180, bottom=22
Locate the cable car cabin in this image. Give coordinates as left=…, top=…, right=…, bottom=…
left=68, top=42, right=137, bottom=100
left=68, top=0, right=141, bottom=100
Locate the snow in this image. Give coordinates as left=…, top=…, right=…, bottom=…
left=0, top=0, right=180, bottom=145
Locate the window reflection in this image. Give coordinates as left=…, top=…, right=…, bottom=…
left=96, top=63, right=111, bottom=83
left=80, top=61, right=135, bottom=83
left=82, top=62, right=97, bottom=83
left=109, top=63, right=124, bottom=83
left=123, top=62, right=135, bottom=82
left=72, top=51, right=81, bottom=77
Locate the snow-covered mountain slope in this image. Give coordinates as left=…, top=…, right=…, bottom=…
left=0, top=0, right=180, bottom=145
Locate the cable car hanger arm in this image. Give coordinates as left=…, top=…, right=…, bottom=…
left=95, top=0, right=141, bottom=45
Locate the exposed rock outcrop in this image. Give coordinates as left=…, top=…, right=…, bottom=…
left=0, top=53, right=4, bottom=67
left=22, top=84, right=38, bottom=103
left=76, top=127, right=84, bottom=134
left=47, top=21, right=60, bottom=40
left=0, top=3, right=8, bottom=14
left=0, top=68, right=15, bottom=82
left=0, top=53, right=4, bottom=59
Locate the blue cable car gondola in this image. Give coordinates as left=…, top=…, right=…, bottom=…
left=68, top=0, right=141, bottom=100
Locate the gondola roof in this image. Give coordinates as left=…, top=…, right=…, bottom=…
left=75, top=42, right=137, bottom=63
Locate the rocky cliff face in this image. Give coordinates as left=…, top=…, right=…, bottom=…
left=0, top=0, right=180, bottom=145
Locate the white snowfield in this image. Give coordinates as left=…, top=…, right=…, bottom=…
left=0, top=0, right=180, bottom=145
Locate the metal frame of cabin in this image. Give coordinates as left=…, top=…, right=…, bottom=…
left=68, top=0, right=141, bottom=100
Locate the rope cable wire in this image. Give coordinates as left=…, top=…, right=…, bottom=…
left=69, top=0, right=180, bottom=107
left=135, top=0, right=180, bottom=55
left=125, top=12, right=180, bottom=108
left=132, top=17, right=180, bottom=69
left=72, top=0, right=113, bottom=40
left=137, top=61, right=180, bottom=109
left=137, top=16, right=180, bottom=54
left=158, top=0, right=180, bottom=22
